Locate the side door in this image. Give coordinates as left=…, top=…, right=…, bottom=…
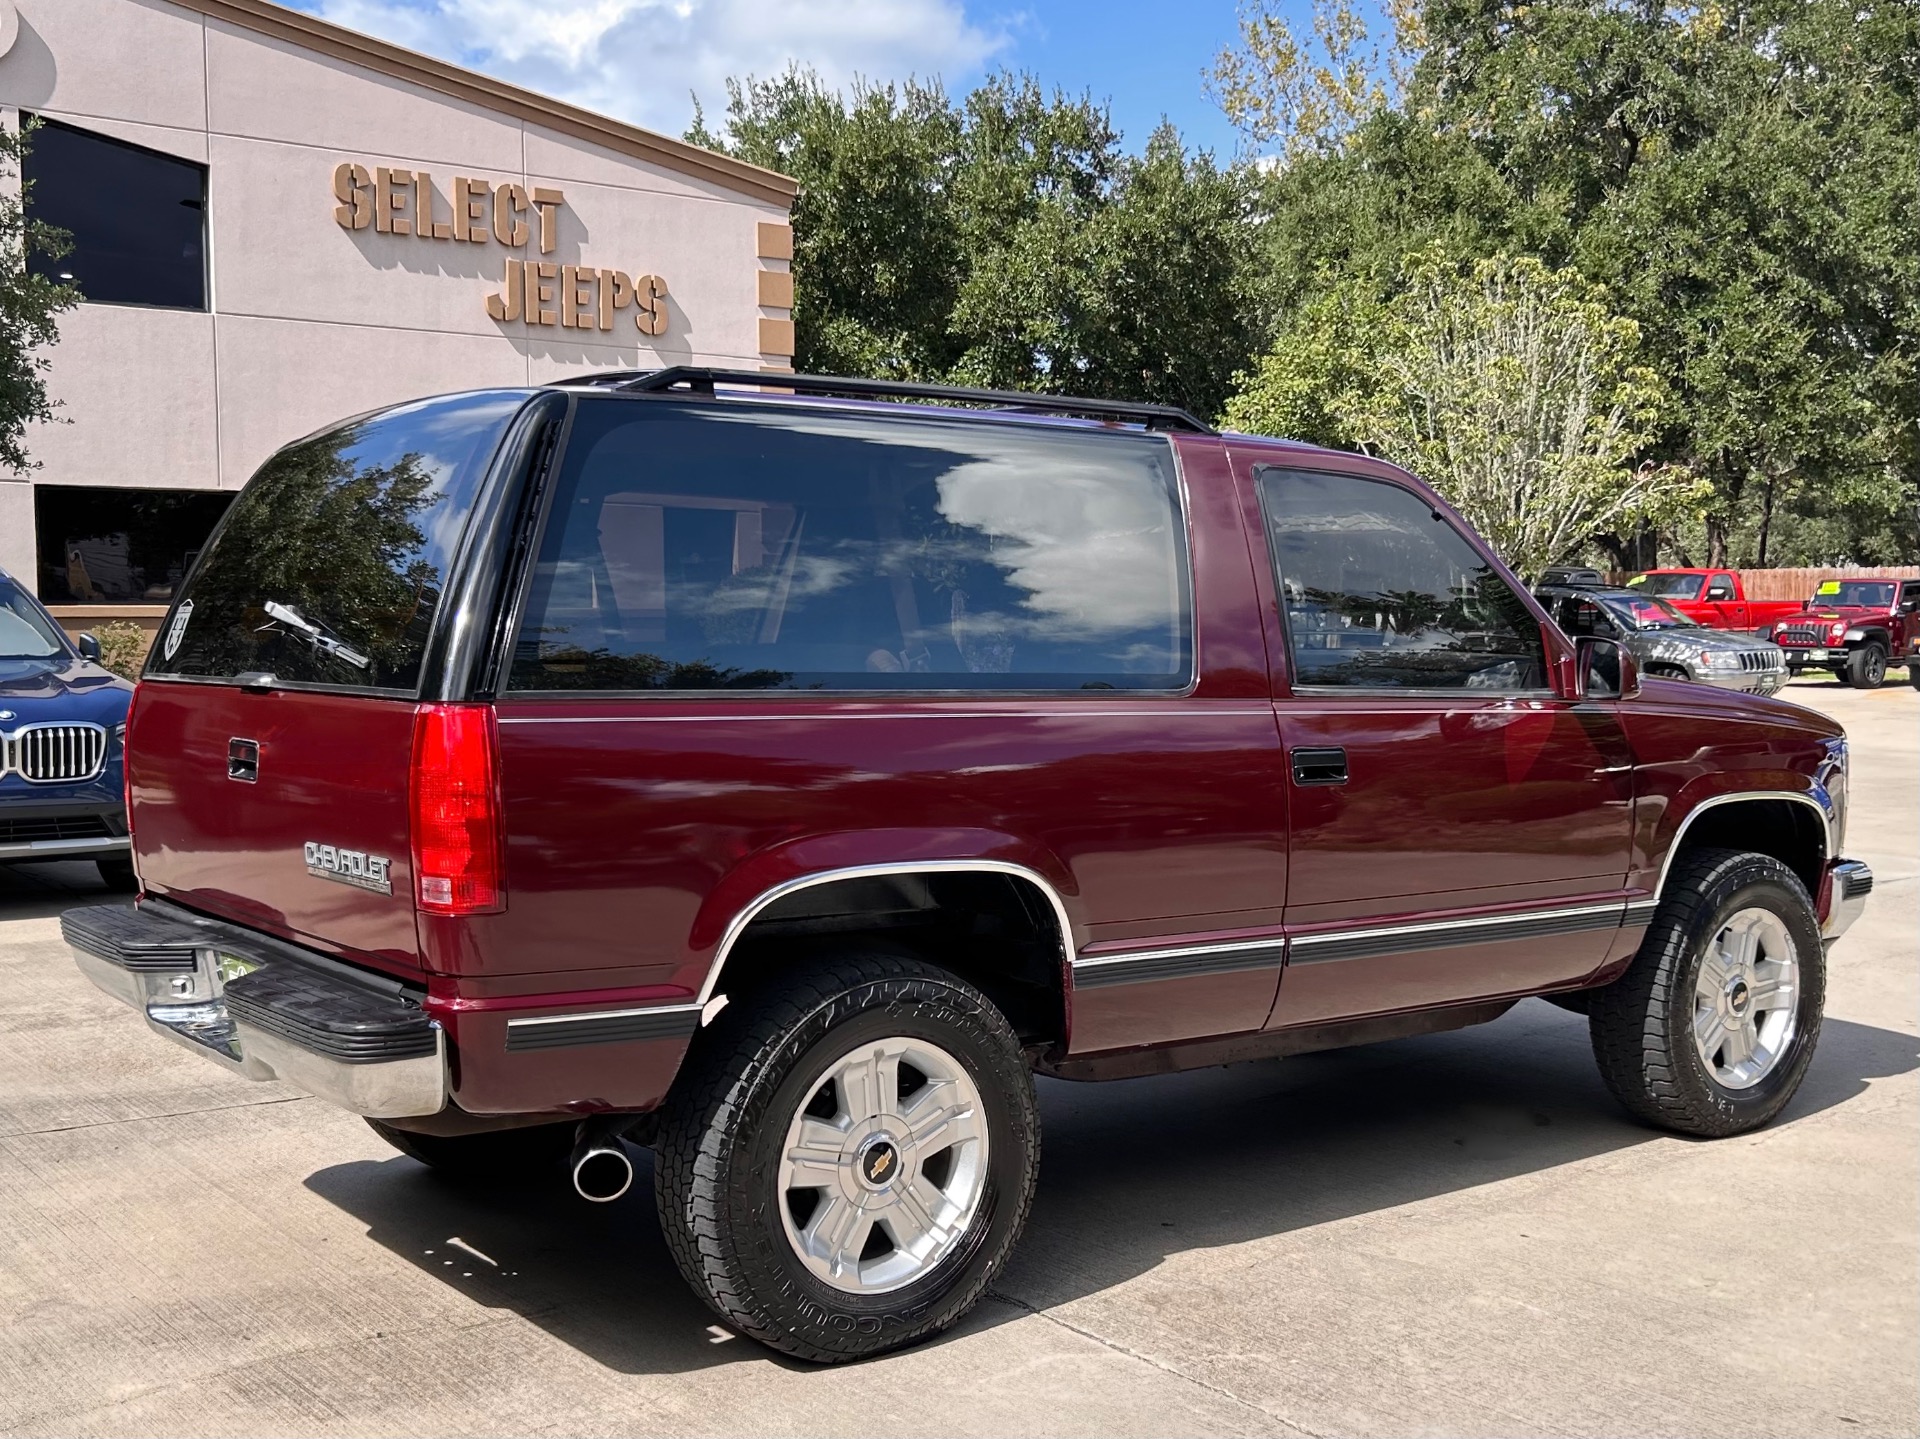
left=1240, top=461, right=1638, bottom=1029
left=1898, top=582, right=1920, bottom=658
left=1704, top=572, right=1743, bottom=629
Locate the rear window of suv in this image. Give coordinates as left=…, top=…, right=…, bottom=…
left=149, top=391, right=527, bottom=692
left=508, top=399, right=1192, bottom=693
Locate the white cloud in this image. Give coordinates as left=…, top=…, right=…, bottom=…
left=303, top=0, right=1012, bottom=138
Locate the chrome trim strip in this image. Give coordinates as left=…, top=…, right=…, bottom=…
left=0, top=835, right=129, bottom=860
left=504, top=1001, right=703, bottom=1051
left=1071, top=936, right=1286, bottom=989
left=698, top=860, right=1076, bottom=1008
left=1286, top=901, right=1626, bottom=967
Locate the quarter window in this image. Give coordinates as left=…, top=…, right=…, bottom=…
left=1256, top=468, right=1546, bottom=691
left=23, top=117, right=208, bottom=310
left=508, top=401, right=1192, bottom=692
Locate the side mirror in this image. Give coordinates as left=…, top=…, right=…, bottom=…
left=77, top=632, right=102, bottom=662
left=1706, top=584, right=1733, bottom=601
left=1575, top=636, right=1639, bottom=700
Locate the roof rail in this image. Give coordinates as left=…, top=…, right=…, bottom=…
left=568, top=366, right=1216, bottom=435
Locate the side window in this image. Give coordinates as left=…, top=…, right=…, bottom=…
left=1901, top=582, right=1920, bottom=613
left=1706, top=572, right=1735, bottom=600
left=1553, top=596, right=1609, bottom=639
left=24, top=117, right=208, bottom=310
left=1256, top=468, right=1547, bottom=691
left=507, top=401, right=1192, bottom=692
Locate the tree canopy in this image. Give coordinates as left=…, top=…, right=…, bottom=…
left=690, top=70, right=1267, bottom=422
left=1231, top=0, right=1920, bottom=568
left=696, top=0, right=1917, bottom=570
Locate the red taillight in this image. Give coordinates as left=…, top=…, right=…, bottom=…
left=409, top=703, right=505, bottom=916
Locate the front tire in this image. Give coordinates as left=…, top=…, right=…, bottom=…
left=655, top=954, right=1039, bottom=1363
left=1589, top=849, right=1823, bottom=1137
left=1845, top=641, right=1888, bottom=689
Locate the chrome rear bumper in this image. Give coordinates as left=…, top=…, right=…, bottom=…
left=65, top=902, right=446, bottom=1119
left=1823, top=860, right=1873, bottom=943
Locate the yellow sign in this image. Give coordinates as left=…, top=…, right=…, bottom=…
left=331, top=162, right=668, bottom=333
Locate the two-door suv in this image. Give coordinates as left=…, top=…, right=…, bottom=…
left=69, top=371, right=1872, bottom=1362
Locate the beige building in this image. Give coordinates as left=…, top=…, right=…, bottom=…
left=0, top=0, right=796, bottom=640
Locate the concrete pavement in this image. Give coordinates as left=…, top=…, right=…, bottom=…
left=2, top=676, right=1914, bottom=1437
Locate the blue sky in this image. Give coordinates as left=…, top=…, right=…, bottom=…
left=289, top=0, right=1262, bottom=158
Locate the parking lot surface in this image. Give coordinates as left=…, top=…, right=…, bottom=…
left=2, top=677, right=1914, bottom=1438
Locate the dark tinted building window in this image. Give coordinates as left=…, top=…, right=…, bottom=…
left=1257, top=468, right=1546, bottom=691
left=509, top=400, right=1192, bottom=693
left=36, top=487, right=235, bottom=605
left=153, top=391, right=528, bottom=691
left=24, top=117, right=207, bottom=310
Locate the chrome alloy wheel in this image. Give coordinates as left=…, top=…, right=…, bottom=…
left=777, top=1036, right=989, bottom=1294
left=1693, top=907, right=1800, bottom=1090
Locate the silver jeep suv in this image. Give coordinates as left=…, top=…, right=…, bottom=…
left=1538, top=579, right=1788, bottom=694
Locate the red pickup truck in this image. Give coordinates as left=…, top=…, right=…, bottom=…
left=1626, top=569, right=1804, bottom=633
left=64, top=372, right=1872, bottom=1362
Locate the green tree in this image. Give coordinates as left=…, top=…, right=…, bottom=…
left=1228, top=253, right=1701, bottom=577
left=693, top=70, right=1267, bottom=420
left=1217, top=0, right=1920, bottom=568
left=1, top=118, right=79, bottom=473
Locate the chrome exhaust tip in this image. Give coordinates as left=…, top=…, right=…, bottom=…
left=570, top=1141, right=634, bottom=1202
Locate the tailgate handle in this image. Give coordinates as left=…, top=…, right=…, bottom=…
left=1290, top=746, right=1348, bottom=787
left=228, top=738, right=259, bottom=783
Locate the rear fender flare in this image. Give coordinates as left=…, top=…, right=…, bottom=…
left=688, top=830, right=1078, bottom=1008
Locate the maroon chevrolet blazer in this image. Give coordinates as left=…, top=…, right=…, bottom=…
left=68, top=370, right=1872, bottom=1362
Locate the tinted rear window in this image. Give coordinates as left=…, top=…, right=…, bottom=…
left=150, top=392, right=527, bottom=691
left=508, top=399, right=1192, bottom=692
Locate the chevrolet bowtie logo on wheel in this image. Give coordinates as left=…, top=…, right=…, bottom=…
left=303, top=841, right=392, bottom=895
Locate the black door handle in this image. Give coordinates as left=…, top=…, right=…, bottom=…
left=1290, top=746, right=1348, bottom=786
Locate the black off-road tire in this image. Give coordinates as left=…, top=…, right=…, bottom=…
left=366, top=1118, right=577, bottom=1179
left=1588, top=848, right=1824, bottom=1137
left=654, top=953, right=1039, bottom=1364
left=1845, top=641, right=1888, bottom=689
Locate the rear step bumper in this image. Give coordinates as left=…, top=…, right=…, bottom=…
left=63, top=900, right=446, bottom=1119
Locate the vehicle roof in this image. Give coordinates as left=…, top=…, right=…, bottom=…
left=539, top=370, right=1365, bottom=464
left=1537, top=581, right=1637, bottom=595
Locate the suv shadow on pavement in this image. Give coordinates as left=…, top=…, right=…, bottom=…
left=302, top=1002, right=1917, bottom=1375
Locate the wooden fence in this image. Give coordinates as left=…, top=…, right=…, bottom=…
left=1605, top=566, right=1920, bottom=601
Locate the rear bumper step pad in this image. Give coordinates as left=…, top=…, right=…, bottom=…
left=65, top=901, right=446, bottom=1119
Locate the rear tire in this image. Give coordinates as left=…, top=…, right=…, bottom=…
left=366, top=1118, right=577, bottom=1179
left=1845, top=641, right=1888, bottom=689
left=655, top=953, right=1038, bottom=1363
left=1588, top=849, right=1823, bottom=1137
left=96, top=856, right=137, bottom=891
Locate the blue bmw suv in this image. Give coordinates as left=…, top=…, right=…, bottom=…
left=0, top=569, right=136, bottom=888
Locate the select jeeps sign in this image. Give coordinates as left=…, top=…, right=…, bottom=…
left=331, top=163, right=668, bottom=334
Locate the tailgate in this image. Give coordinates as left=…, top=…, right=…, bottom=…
left=131, top=683, right=426, bottom=975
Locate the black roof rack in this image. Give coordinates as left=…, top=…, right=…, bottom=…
left=554, top=366, right=1216, bottom=435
